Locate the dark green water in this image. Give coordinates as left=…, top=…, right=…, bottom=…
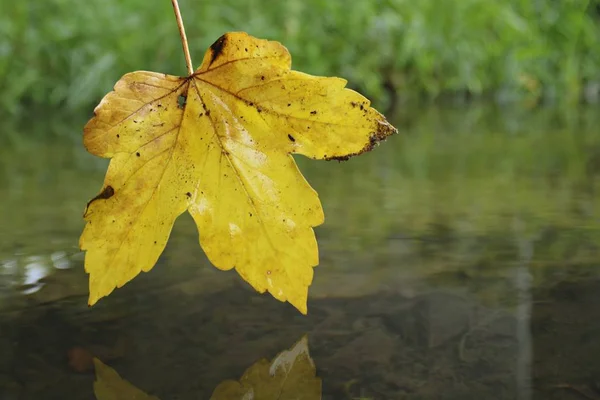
left=1, top=105, right=600, bottom=399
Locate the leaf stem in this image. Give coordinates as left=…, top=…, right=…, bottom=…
left=171, top=0, right=193, bottom=75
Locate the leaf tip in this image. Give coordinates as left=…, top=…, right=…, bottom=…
left=324, top=118, right=397, bottom=162
left=208, top=34, right=228, bottom=67
left=291, top=298, right=308, bottom=315
left=371, top=118, right=398, bottom=145
left=92, top=357, right=103, bottom=370
left=88, top=292, right=100, bottom=307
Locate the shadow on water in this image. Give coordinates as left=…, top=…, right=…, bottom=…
left=1, top=104, right=600, bottom=399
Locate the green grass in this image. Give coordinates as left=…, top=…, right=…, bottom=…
left=1, top=0, right=599, bottom=120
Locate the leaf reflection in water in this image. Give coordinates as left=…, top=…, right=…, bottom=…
left=93, top=336, right=321, bottom=400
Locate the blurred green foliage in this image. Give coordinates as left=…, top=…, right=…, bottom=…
left=1, top=0, right=599, bottom=119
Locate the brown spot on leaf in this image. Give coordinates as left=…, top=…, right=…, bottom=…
left=186, top=192, right=192, bottom=198
left=85, top=185, right=115, bottom=211
left=288, top=134, right=295, bottom=142
left=310, top=110, right=317, bottom=115
left=209, top=34, right=227, bottom=67
left=136, top=152, right=140, bottom=157
left=324, top=119, right=397, bottom=161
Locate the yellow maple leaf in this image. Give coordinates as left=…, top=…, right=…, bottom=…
left=80, top=31, right=396, bottom=313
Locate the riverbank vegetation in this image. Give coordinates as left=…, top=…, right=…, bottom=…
left=2, top=0, right=599, bottom=119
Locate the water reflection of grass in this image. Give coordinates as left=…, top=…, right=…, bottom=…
left=301, top=105, right=600, bottom=297
left=1, top=105, right=599, bottom=303
left=305, top=105, right=599, bottom=241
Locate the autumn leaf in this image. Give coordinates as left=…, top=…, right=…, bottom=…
left=80, top=31, right=397, bottom=313
left=210, top=336, right=321, bottom=400
left=92, top=336, right=320, bottom=400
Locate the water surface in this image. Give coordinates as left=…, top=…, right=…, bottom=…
left=1, top=105, right=600, bottom=399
